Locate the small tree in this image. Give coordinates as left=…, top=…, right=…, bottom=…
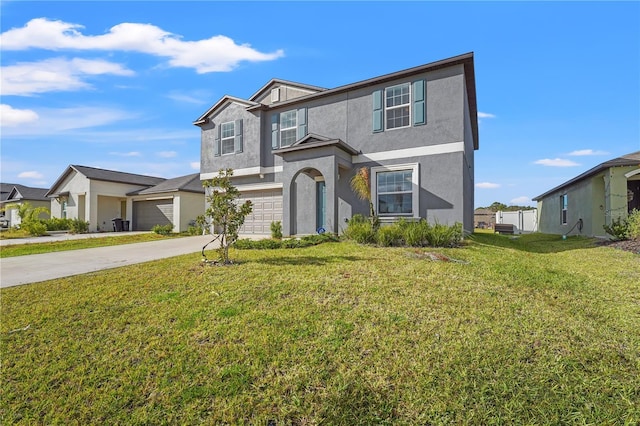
left=350, top=167, right=379, bottom=230
left=1, top=202, right=50, bottom=236
left=202, top=169, right=252, bottom=264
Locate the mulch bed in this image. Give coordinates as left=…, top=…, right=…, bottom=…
left=596, top=239, right=640, bottom=255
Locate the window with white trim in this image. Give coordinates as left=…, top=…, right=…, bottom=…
left=220, top=122, right=235, bottom=155
left=280, top=110, right=297, bottom=146
left=385, top=83, right=411, bottom=129
left=561, top=194, right=568, bottom=225
left=371, top=164, right=419, bottom=216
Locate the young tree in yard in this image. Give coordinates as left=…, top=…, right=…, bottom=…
left=202, top=169, right=252, bottom=264
left=350, top=167, right=379, bottom=230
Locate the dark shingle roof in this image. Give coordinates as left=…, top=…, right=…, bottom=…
left=0, top=183, right=49, bottom=202
left=128, top=173, right=204, bottom=196
left=46, top=165, right=166, bottom=197
left=71, top=165, right=165, bottom=186
left=533, top=151, right=640, bottom=201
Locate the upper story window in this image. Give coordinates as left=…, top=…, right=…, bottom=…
left=561, top=194, right=568, bottom=225
left=385, top=84, right=411, bottom=129
left=272, top=108, right=307, bottom=149
left=220, top=122, right=235, bottom=155
left=373, top=80, right=425, bottom=133
left=214, top=119, right=243, bottom=157
left=280, top=110, right=297, bottom=146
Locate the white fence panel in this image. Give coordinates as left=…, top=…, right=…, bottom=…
left=496, top=210, right=538, bottom=234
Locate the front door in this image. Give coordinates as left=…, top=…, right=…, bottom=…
left=316, top=181, right=326, bottom=232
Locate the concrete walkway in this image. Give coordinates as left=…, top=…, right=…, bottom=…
left=0, top=234, right=221, bottom=288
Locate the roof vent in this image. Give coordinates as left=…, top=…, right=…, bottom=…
left=271, top=88, right=280, bottom=103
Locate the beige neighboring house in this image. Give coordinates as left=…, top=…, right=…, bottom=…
left=533, top=151, right=640, bottom=237
left=0, top=183, right=50, bottom=228
left=46, top=165, right=204, bottom=233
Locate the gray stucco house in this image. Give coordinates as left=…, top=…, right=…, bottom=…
left=533, top=151, right=640, bottom=237
left=195, top=52, right=479, bottom=236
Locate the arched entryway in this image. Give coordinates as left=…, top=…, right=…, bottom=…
left=289, top=168, right=326, bottom=235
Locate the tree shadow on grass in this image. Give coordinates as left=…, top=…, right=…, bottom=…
left=468, top=232, right=600, bottom=254
left=245, top=254, right=363, bottom=266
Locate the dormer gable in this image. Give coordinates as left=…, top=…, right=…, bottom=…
left=193, top=96, right=258, bottom=126
left=249, top=79, right=326, bottom=106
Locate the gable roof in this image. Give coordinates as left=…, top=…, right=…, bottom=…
left=127, top=173, right=204, bottom=196
left=46, top=165, right=165, bottom=197
left=533, top=151, right=640, bottom=201
left=7, top=185, right=49, bottom=201
left=193, top=52, right=479, bottom=149
left=0, top=183, right=49, bottom=203
left=248, top=78, right=327, bottom=102
left=193, top=96, right=259, bottom=126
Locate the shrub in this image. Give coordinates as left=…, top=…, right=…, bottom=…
left=402, top=220, right=431, bottom=247
left=425, top=222, right=463, bottom=247
left=152, top=224, right=174, bottom=235
left=234, top=233, right=338, bottom=250
left=603, top=217, right=629, bottom=241
left=69, top=219, right=89, bottom=234
left=43, top=217, right=72, bottom=231
left=376, top=224, right=404, bottom=247
left=625, top=209, right=640, bottom=240
left=270, top=221, right=283, bottom=240
left=21, top=220, right=48, bottom=236
left=343, top=220, right=376, bottom=244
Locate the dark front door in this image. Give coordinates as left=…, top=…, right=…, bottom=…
left=628, top=181, right=640, bottom=212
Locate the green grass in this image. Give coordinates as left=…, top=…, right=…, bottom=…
left=0, top=233, right=187, bottom=258
left=1, top=233, right=639, bottom=424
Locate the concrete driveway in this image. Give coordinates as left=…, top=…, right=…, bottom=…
left=0, top=234, right=222, bottom=288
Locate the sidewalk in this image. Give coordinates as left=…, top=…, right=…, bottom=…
left=0, top=234, right=220, bottom=288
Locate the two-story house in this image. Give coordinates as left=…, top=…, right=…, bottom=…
left=195, top=52, right=479, bottom=236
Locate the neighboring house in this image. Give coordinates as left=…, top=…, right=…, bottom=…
left=127, top=173, right=205, bottom=232
left=474, top=208, right=495, bottom=229
left=0, top=183, right=50, bottom=228
left=533, top=151, right=640, bottom=237
left=46, top=165, right=204, bottom=232
left=195, top=52, right=479, bottom=236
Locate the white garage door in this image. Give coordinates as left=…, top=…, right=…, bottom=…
left=237, top=189, right=283, bottom=234
left=133, top=199, right=173, bottom=231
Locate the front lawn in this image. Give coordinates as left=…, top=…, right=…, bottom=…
left=1, top=234, right=638, bottom=424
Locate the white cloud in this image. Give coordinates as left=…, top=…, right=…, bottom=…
left=157, top=151, right=177, bottom=158
left=477, top=112, right=496, bottom=119
left=0, top=104, right=39, bottom=126
left=18, top=171, right=44, bottom=179
left=0, top=18, right=284, bottom=74
left=190, top=161, right=200, bottom=170
left=475, top=182, right=501, bottom=189
left=0, top=106, right=133, bottom=136
left=510, top=196, right=532, bottom=205
left=567, top=149, right=609, bottom=156
left=109, top=151, right=141, bottom=157
left=1, top=57, right=133, bottom=96
left=534, top=158, right=580, bottom=167
left=166, top=91, right=207, bottom=105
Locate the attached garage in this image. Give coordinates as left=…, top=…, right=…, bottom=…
left=133, top=199, right=173, bottom=231
left=238, top=189, right=283, bottom=234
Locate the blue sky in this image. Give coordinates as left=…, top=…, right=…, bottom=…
left=1, top=1, right=638, bottom=208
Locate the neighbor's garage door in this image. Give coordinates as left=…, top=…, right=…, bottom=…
left=133, top=199, right=173, bottom=231
left=238, top=189, right=282, bottom=234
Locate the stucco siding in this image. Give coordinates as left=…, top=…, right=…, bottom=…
left=200, top=102, right=262, bottom=175
left=177, top=192, right=205, bottom=233
left=537, top=176, right=598, bottom=236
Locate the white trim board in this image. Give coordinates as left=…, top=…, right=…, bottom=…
left=200, top=166, right=283, bottom=180
left=353, top=141, right=464, bottom=164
